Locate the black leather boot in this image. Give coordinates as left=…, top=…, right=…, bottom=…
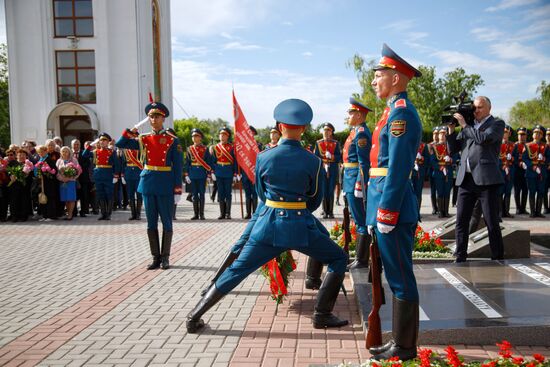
left=225, top=200, right=232, bottom=219
left=147, top=229, right=161, bottom=270
left=200, top=251, right=240, bottom=296
left=348, top=233, right=371, bottom=270
left=437, top=198, right=445, bottom=218
left=313, top=272, right=349, bottom=329
left=536, top=194, right=545, bottom=218
left=191, top=199, right=199, bottom=220
left=199, top=197, right=206, bottom=220
left=252, top=197, right=258, bottom=214
left=327, top=199, right=334, bottom=219
left=136, top=197, right=142, bottom=220
left=372, top=297, right=419, bottom=361
left=160, top=231, right=173, bottom=269
left=544, top=193, right=549, bottom=214
left=529, top=193, right=536, bottom=218
left=186, top=285, right=225, bottom=333
left=305, top=257, right=323, bottom=290
left=431, top=192, right=438, bottom=215
left=218, top=202, right=225, bottom=220
left=105, top=199, right=113, bottom=220
left=322, top=199, right=328, bottom=219
left=443, top=196, right=450, bottom=217
left=97, top=199, right=106, bottom=220
left=245, top=198, right=252, bottom=219
left=520, top=191, right=528, bottom=214
left=128, top=199, right=136, bottom=220
left=514, top=190, right=522, bottom=215
left=504, top=196, right=513, bottom=218
left=173, top=204, right=178, bottom=220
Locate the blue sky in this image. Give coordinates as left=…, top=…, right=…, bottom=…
left=1, top=0, right=548, bottom=131
left=170, top=0, right=550, bottom=130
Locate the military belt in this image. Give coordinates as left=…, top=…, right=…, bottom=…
left=265, top=199, right=306, bottom=210
left=191, top=163, right=202, bottom=166
left=217, top=162, right=232, bottom=166
left=343, top=162, right=359, bottom=168
left=144, top=164, right=172, bottom=172
left=369, top=167, right=412, bottom=178
left=96, top=165, right=112, bottom=168
left=126, top=164, right=140, bottom=167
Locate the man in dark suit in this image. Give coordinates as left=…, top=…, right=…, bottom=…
left=72, top=139, right=93, bottom=217
left=447, top=96, right=505, bottom=262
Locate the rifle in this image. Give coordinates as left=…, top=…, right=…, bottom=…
left=342, top=198, right=351, bottom=255
left=366, top=231, right=385, bottom=349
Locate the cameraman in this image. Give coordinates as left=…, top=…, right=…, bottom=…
left=447, top=96, right=505, bottom=262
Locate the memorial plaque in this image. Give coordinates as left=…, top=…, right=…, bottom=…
left=432, top=215, right=486, bottom=240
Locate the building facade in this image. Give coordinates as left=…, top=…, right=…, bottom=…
left=5, top=0, right=173, bottom=146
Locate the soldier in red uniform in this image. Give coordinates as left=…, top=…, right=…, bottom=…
left=211, top=127, right=238, bottom=220
left=513, top=127, right=528, bottom=214
left=499, top=125, right=515, bottom=218
left=522, top=125, right=549, bottom=217
left=430, top=127, right=454, bottom=218
left=89, top=133, right=121, bottom=220
left=314, top=122, right=342, bottom=219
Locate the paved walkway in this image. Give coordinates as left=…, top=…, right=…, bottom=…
left=0, top=191, right=548, bottom=366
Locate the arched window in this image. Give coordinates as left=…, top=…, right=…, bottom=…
left=152, top=0, right=162, bottom=101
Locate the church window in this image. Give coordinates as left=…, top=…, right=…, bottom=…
left=56, top=50, right=96, bottom=103
left=53, top=0, right=94, bottom=37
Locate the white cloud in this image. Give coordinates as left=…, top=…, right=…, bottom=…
left=470, top=27, right=504, bottom=42
left=382, top=19, right=416, bottom=32
left=282, top=21, right=293, bottom=26
left=302, top=51, right=313, bottom=57
left=222, top=41, right=262, bottom=51
left=220, top=32, right=234, bottom=40
left=485, top=0, right=539, bottom=12
left=489, top=42, right=550, bottom=71
left=171, top=60, right=357, bottom=130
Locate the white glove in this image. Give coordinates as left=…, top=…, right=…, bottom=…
left=112, top=177, right=118, bottom=184
left=185, top=176, right=191, bottom=184
left=377, top=222, right=395, bottom=234
left=121, top=177, right=126, bottom=185
left=521, top=162, right=527, bottom=169
left=91, top=138, right=99, bottom=147
left=505, top=167, right=509, bottom=176
left=133, top=116, right=149, bottom=129
left=354, top=189, right=363, bottom=198
left=367, top=225, right=374, bottom=235
left=538, top=153, right=544, bottom=161
left=325, top=151, right=332, bottom=160
left=233, top=176, right=238, bottom=183
left=237, top=174, right=242, bottom=181
left=442, top=168, right=448, bottom=176
left=416, top=152, right=422, bottom=160
left=414, top=163, right=419, bottom=172
left=174, top=194, right=181, bottom=203
left=211, top=173, right=216, bottom=181
left=444, top=155, right=451, bottom=163
left=506, top=153, right=512, bottom=160
left=536, top=167, right=541, bottom=174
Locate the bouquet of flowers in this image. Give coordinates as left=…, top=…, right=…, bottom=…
left=413, top=225, right=451, bottom=255
left=35, top=161, right=56, bottom=178
left=6, top=164, right=26, bottom=186
left=22, top=160, right=34, bottom=175
left=330, top=220, right=357, bottom=256
left=260, top=250, right=297, bottom=304
left=59, top=162, right=81, bottom=180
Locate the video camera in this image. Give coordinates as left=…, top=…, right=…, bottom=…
left=443, top=91, right=475, bottom=125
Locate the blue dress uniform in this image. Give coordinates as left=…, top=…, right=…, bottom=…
left=116, top=102, right=183, bottom=270
left=429, top=128, right=454, bottom=218
left=366, top=44, right=422, bottom=361
left=411, top=141, right=429, bottom=214
left=89, top=133, right=121, bottom=220
left=427, top=127, right=440, bottom=214
left=314, top=122, right=342, bottom=219
left=123, top=148, right=143, bottom=220
left=211, top=127, right=237, bottom=219
left=186, top=99, right=349, bottom=333
left=513, top=127, right=528, bottom=214
left=185, top=128, right=212, bottom=220
left=241, top=126, right=263, bottom=219
left=499, top=125, right=515, bottom=218
left=522, top=125, right=549, bottom=217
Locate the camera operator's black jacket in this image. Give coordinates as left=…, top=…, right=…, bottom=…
left=447, top=115, right=505, bottom=187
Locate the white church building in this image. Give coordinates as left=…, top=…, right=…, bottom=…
left=5, top=0, right=173, bottom=146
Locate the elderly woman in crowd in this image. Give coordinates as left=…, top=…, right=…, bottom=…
left=0, top=148, right=18, bottom=221
left=56, top=146, right=82, bottom=220
left=8, top=148, right=34, bottom=222
left=36, top=140, right=61, bottom=221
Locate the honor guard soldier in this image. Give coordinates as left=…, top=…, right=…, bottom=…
left=117, top=102, right=183, bottom=270
left=522, top=125, right=549, bottom=217
left=241, top=126, right=262, bottom=219
left=427, top=126, right=440, bottom=214
left=513, top=127, right=528, bottom=214
left=89, top=133, right=121, bottom=220
left=499, top=125, right=515, bottom=217
left=411, top=138, right=429, bottom=214
left=544, top=129, right=550, bottom=214
left=185, top=128, right=212, bottom=220
left=123, top=147, right=143, bottom=220
left=186, top=98, right=349, bottom=333
left=264, top=127, right=281, bottom=150
left=211, top=127, right=238, bottom=219
left=343, top=97, right=372, bottom=270
left=430, top=126, right=454, bottom=218
left=367, top=44, right=422, bottom=361
left=314, top=122, right=342, bottom=219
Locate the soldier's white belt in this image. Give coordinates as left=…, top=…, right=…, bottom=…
left=343, top=162, right=359, bottom=168
left=265, top=199, right=306, bottom=210
left=144, top=164, right=172, bottom=172
left=370, top=167, right=412, bottom=178
left=96, top=165, right=112, bottom=168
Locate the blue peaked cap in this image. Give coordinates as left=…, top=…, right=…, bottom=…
left=273, top=99, right=313, bottom=126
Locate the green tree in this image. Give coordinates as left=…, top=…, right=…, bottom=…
left=347, top=55, right=484, bottom=131
left=0, top=44, right=10, bottom=149
left=508, top=81, right=550, bottom=128
left=173, top=117, right=229, bottom=150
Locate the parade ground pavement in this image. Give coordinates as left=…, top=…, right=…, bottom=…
left=1, top=191, right=549, bottom=367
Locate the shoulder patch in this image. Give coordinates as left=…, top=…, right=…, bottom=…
left=395, top=99, right=407, bottom=109
left=357, top=126, right=365, bottom=132
left=357, top=138, right=368, bottom=148
left=390, top=120, right=406, bottom=137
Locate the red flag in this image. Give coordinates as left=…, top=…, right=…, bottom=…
left=233, top=91, right=260, bottom=184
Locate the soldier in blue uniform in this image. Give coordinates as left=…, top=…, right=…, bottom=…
left=88, top=133, right=121, bottom=220
left=186, top=99, right=349, bottom=333
left=241, top=126, right=262, bottom=219
left=427, top=126, right=440, bottom=215
left=185, top=128, right=212, bottom=220
left=366, top=44, right=422, bottom=361
left=522, top=125, right=549, bottom=217
left=122, top=147, right=143, bottom=220
left=116, top=102, right=183, bottom=270
left=411, top=138, right=429, bottom=216
left=314, top=122, right=342, bottom=219
left=430, top=127, right=454, bottom=218
left=343, top=97, right=372, bottom=270
left=211, top=127, right=239, bottom=219
left=513, top=127, right=528, bottom=214
left=499, top=125, right=515, bottom=218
